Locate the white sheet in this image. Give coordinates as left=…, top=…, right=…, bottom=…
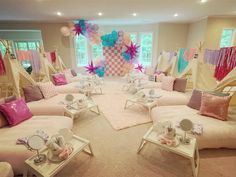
left=151, top=105, right=236, bottom=149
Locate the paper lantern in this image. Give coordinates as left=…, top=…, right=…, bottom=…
left=60, top=26, right=71, bottom=37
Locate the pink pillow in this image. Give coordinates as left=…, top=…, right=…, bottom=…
left=0, top=98, right=8, bottom=128
left=0, top=98, right=33, bottom=127
left=161, top=76, right=175, bottom=91
left=52, top=73, right=67, bottom=86
left=199, top=92, right=231, bottom=121
left=37, top=82, right=58, bottom=99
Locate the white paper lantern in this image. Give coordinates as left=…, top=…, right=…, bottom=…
left=60, top=26, right=71, bottom=37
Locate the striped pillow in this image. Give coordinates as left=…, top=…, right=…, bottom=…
left=161, top=76, right=175, bottom=91
left=37, top=82, right=58, bottom=99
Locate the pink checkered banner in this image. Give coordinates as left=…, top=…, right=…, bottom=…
left=103, top=46, right=125, bottom=76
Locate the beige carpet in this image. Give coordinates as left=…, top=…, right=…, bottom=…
left=54, top=78, right=236, bottom=177
left=93, top=78, right=152, bottom=130
left=56, top=111, right=236, bottom=177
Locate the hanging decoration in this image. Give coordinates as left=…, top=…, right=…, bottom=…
left=0, top=51, right=6, bottom=75
left=94, top=58, right=105, bottom=77
left=73, top=24, right=83, bottom=36
left=178, top=48, right=188, bottom=73
left=122, top=42, right=140, bottom=61
left=95, top=67, right=105, bottom=77
left=85, top=61, right=98, bottom=74
left=101, top=31, right=118, bottom=47
left=73, top=20, right=100, bottom=45
left=214, top=46, right=236, bottom=81
left=135, top=64, right=144, bottom=73
left=69, top=19, right=141, bottom=77
left=184, top=48, right=196, bottom=61
left=60, top=26, right=71, bottom=37
left=203, top=49, right=220, bottom=65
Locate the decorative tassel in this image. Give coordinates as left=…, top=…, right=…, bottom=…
left=50, top=51, right=56, bottom=63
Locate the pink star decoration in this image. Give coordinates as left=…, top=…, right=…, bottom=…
left=73, top=24, right=83, bottom=36
left=85, top=61, right=98, bottom=74
left=135, top=64, right=144, bottom=73
left=125, top=42, right=140, bottom=60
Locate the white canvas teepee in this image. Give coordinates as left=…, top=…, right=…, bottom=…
left=157, top=51, right=177, bottom=75
left=30, top=49, right=57, bottom=82
left=51, top=50, right=67, bottom=72
left=214, top=68, right=236, bottom=106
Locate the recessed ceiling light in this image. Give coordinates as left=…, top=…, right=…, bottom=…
left=200, top=0, right=207, bottom=3
left=56, top=11, right=62, bottom=16
left=174, top=13, right=178, bottom=17
left=98, top=12, right=103, bottom=16
left=132, top=13, right=137, bottom=17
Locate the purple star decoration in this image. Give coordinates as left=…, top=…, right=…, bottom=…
left=135, top=64, right=144, bottom=73
left=125, top=42, right=140, bottom=60
left=85, top=61, right=98, bottom=74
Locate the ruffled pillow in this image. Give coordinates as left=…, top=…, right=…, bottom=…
left=37, top=82, right=58, bottom=99
left=199, top=92, right=231, bottom=121
left=52, top=73, right=67, bottom=86
left=161, top=76, right=175, bottom=91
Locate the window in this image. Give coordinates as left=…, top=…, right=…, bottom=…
left=220, top=29, right=234, bottom=48
left=92, top=44, right=103, bottom=61
left=130, top=33, right=137, bottom=43
left=75, top=36, right=103, bottom=66
left=14, top=41, right=40, bottom=51
left=140, top=33, right=153, bottom=66
left=75, top=35, right=88, bottom=67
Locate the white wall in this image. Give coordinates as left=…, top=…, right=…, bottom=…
left=157, top=23, right=189, bottom=55
left=187, top=19, right=207, bottom=48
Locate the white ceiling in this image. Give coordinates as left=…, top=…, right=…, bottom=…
left=0, top=0, right=236, bottom=25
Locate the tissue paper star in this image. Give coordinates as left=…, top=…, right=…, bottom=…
left=125, top=42, right=140, bottom=60
left=85, top=61, right=98, bottom=74
left=135, top=64, right=144, bottom=73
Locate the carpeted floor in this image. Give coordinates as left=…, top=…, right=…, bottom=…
left=92, top=78, right=152, bottom=130
left=56, top=78, right=236, bottom=177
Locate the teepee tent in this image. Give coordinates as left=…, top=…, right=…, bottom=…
left=51, top=50, right=67, bottom=72
left=36, top=49, right=57, bottom=81
left=157, top=51, right=177, bottom=75
left=0, top=41, right=35, bottom=98
left=214, top=68, right=236, bottom=106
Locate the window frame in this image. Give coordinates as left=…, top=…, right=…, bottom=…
left=74, top=35, right=104, bottom=67
left=220, top=28, right=235, bottom=48
left=74, top=35, right=89, bottom=67
left=139, top=32, right=153, bottom=67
